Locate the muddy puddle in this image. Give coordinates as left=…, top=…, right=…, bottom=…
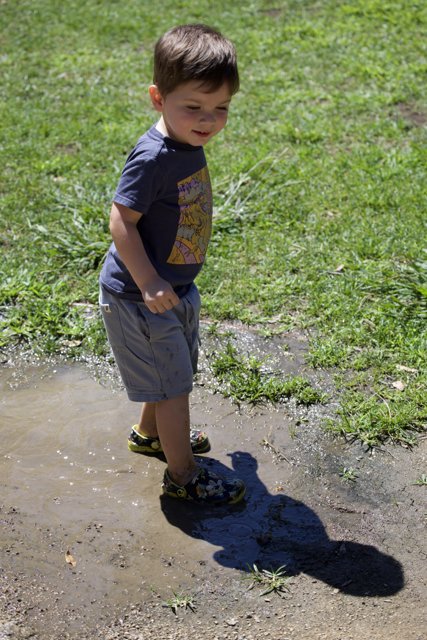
left=1, top=328, right=426, bottom=639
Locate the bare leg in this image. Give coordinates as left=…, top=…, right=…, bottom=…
left=136, top=402, right=157, bottom=437
left=155, top=393, right=197, bottom=485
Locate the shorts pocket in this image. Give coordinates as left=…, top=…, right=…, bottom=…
left=174, top=284, right=201, bottom=373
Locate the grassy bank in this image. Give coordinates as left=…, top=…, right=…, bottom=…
left=1, top=0, right=426, bottom=444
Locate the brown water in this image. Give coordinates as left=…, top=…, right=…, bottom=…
left=1, top=353, right=424, bottom=639
left=0, top=359, right=298, bottom=632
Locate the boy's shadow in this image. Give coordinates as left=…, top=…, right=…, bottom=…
left=160, top=451, right=404, bottom=597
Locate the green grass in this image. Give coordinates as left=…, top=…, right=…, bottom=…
left=414, top=474, right=427, bottom=486
left=326, top=384, right=426, bottom=446
left=1, top=0, right=426, bottom=444
left=244, top=564, right=291, bottom=597
left=209, top=342, right=325, bottom=405
left=163, top=591, right=196, bottom=614
left=339, top=467, right=358, bottom=483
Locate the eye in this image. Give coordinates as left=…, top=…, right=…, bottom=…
left=186, top=106, right=200, bottom=111
left=217, top=106, right=229, bottom=112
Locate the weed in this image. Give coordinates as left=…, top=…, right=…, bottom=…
left=163, top=591, right=196, bottom=614
left=414, top=474, right=427, bottom=486
left=339, top=467, right=358, bottom=483
left=326, top=387, right=426, bottom=447
left=210, top=342, right=324, bottom=406
left=205, top=322, right=221, bottom=337
left=244, top=564, right=290, bottom=597
left=360, top=257, right=427, bottom=327
left=205, top=322, right=234, bottom=339
left=289, top=423, right=298, bottom=440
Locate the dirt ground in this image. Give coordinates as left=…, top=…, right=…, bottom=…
left=1, top=325, right=426, bottom=640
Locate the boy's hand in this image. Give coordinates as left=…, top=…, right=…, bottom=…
left=140, top=276, right=180, bottom=313
left=109, top=203, right=180, bottom=313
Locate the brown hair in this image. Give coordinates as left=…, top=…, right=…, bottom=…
left=153, top=24, right=239, bottom=96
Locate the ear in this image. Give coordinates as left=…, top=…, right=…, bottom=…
left=149, top=85, right=164, bottom=112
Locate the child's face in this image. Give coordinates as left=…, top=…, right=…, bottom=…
left=149, top=81, right=232, bottom=146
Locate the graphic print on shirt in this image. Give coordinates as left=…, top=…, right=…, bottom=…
left=167, top=166, right=212, bottom=265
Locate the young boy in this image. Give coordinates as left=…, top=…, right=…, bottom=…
left=99, top=24, right=245, bottom=505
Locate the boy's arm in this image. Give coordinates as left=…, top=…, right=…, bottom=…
left=109, top=202, right=180, bottom=313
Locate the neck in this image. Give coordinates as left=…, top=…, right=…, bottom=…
left=155, top=117, right=169, bottom=138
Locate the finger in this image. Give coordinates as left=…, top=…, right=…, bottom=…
left=154, top=299, right=173, bottom=314
left=146, top=300, right=162, bottom=314
left=169, top=292, right=180, bottom=307
left=147, top=294, right=178, bottom=314
left=146, top=304, right=158, bottom=314
left=161, top=292, right=180, bottom=310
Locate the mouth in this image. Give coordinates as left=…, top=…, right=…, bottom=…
left=192, top=130, right=211, bottom=138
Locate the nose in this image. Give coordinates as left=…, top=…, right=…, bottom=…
left=199, top=111, right=215, bottom=123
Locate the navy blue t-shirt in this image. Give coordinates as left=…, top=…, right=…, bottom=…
left=100, top=126, right=212, bottom=300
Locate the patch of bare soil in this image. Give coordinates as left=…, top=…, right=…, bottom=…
left=396, top=102, right=427, bottom=127
left=1, top=327, right=426, bottom=640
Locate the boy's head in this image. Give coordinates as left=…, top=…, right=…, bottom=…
left=149, top=24, right=239, bottom=147
left=153, top=24, right=239, bottom=97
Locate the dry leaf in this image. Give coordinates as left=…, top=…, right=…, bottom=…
left=327, top=264, right=345, bottom=275
left=62, top=340, right=82, bottom=348
left=65, top=550, right=77, bottom=567
left=392, top=380, right=406, bottom=391
left=396, top=364, right=418, bottom=374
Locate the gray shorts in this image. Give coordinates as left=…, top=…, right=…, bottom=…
left=99, top=284, right=201, bottom=402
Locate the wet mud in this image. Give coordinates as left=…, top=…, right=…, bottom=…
left=1, top=325, right=426, bottom=639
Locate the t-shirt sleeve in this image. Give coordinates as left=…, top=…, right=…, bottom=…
left=113, top=145, right=161, bottom=215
